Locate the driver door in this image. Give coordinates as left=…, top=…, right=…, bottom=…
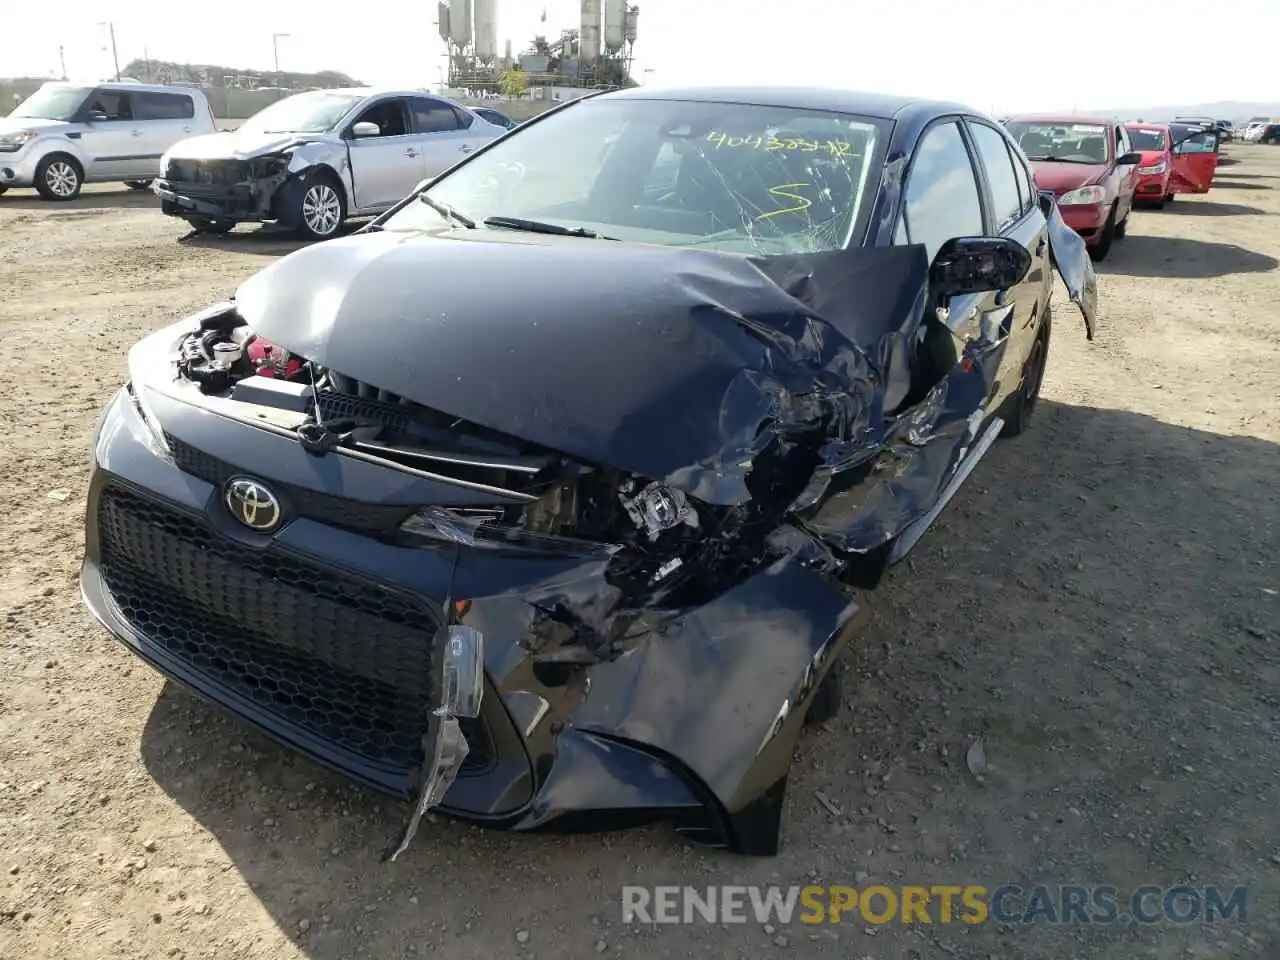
left=75, top=88, right=144, bottom=180
left=895, top=119, right=1019, bottom=412
left=1170, top=129, right=1220, bottom=194
left=345, top=97, right=426, bottom=212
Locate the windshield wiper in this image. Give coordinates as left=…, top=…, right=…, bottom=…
left=1025, top=155, right=1099, bottom=164
left=483, top=216, right=616, bottom=239
left=417, top=194, right=476, bottom=229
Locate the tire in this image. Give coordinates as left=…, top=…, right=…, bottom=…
left=1114, top=209, right=1128, bottom=239
left=289, top=171, right=346, bottom=241
left=1088, top=207, right=1116, bottom=262
left=0, top=186, right=7, bottom=196
left=1164, top=192, right=1175, bottom=204
left=124, top=179, right=153, bottom=190
left=804, top=664, right=842, bottom=727
left=183, top=217, right=235, bottom=235
left=34, top=154, right=82, bottom=201
left=1000, top=305, right=1052, bottom=438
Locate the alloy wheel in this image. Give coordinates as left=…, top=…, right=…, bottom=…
left=45, top=161, right=79, bottom=198
left=302, top=184, right=342, bottom=237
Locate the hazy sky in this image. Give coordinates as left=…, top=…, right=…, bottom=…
left=2, top=0, right=1276, bottom=113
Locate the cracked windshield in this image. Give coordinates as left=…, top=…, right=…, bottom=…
left=383, top=98, right=883, bottom=254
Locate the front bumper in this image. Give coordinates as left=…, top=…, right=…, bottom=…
left=1135, top=172, right=1170, bottom=200
left=154, top=179, right=264, bottom=222
left=83, top=385, right=865, bottom=853
left=0, top=145, right=42, bottom=188
left=1058, top=201, right=1108, bottom=243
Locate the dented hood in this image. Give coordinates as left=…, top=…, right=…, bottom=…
left=164, top=129, right=326, bottom=161
left=235, top=230, right=929, bottom=505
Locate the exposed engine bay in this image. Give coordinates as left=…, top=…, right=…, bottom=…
left=173, top=306, right=835, bottom=629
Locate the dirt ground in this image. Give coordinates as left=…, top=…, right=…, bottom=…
left=1, top=148, right=1277, bottom=960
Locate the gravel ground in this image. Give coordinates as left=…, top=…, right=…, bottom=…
left=0, top=147, right=1277, bottom=960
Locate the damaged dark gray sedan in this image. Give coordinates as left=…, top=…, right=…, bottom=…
left=82, top=86, right=1098, bottom=857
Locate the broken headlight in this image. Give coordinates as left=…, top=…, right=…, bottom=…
left=249, top=154, right=291, bottom=178
left=400, top=505, right=619, bottom=559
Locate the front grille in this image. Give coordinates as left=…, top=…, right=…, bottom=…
left=165, top=434, right=415, bottom=537
left=97, top=485, right=493, bottom=776
left=164, top=158, right=251, bottom=185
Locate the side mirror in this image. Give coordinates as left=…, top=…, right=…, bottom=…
left=929, top=237, right=1032, bottom=298
left=351, top=121, right=380, bottom=138
left=87, top=111, right=109, bottom=122
left=1117, top=151, right=1143, bottom=166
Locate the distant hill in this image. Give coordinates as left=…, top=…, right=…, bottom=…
left=1093, top=101, right=1280, bottom=122
left=119, top=58, right=360, bottom=91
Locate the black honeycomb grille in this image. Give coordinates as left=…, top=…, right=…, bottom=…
left=165, top=434, right=415, bottom=537
left=97, top=485, right=492, bottom=775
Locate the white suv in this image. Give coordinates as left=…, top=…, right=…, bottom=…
left=0, top=81, right=217, bottom=200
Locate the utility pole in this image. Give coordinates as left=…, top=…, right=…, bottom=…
left=272, top=33, right=290, bottom=100
left=58, top=45, right=67, bottom=80
left=96, top=22, right=120, bottom=80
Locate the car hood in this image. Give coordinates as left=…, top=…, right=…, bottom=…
left=1030, top=160, right=1108, bottom=194
left=234, top=229, right=932, bottom=505
left=0, top=116, right=72, bottom=136
left=233, top=221, right=1097, bottom=508
left=164, top=129, right=332, bottom=161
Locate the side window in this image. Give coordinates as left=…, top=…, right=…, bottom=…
left=900, top=120, right=985, bottom=261
left=85, top=89, right=133, bottom=121
left=968, top=122, right=1023, bottom=230
left=136, top=92, right=194, bottom=121
left=451, top=106, right=475, bottom=129
left=1012, top=150, right=1037, bottom=214
left=351, top=99, right=410, bottom=137
left=409, top=98, right=462, bottom=134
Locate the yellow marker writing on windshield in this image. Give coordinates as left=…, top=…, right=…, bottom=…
left=757, top=183, right=812, bottom=220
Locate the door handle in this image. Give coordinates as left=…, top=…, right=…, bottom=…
left=405, top=149, right=419, bottom=158
left=182, top=126, right=192, bottom=133
left=131, top=129, right=144, bottom=137
left=459, top=144, right=474, bottom=153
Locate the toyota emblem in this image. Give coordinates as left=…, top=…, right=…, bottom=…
left=224, top=477, right=282, bottom=532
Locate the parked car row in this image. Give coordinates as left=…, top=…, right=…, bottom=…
left=0, top=81, right=518, bottom=239
left=1000, top=112, right=1227, bottom=261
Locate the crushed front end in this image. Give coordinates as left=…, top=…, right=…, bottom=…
left=82, top=228, right=1097, bottom=856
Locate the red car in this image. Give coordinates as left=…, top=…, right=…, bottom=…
left=1124, top=123, right=1174, bottom=207
left=1005, top=114, right=1142, bottom=261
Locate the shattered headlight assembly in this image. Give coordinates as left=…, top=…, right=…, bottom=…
left=1057, top=185, right=1107, bottom=205
left=249, top=154, right=291, bottom=178
left=1137, top=160, right=1168, bottom=175
left=0, top=129, right=36, bottom=153
left=400, top=505, right=619, bottom=559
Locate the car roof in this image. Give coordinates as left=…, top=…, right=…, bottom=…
left=1125, top=121, right=1171, bottom=129
left=596, top=85, right=974, bottom=121
left=42, top=80, right=205, bottom=97
left=1007, top=113, right=1117, bottom=125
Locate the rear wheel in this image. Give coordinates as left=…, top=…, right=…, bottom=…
left=0, top=186, right=7, bottom=196
left=183, top=217, right=235, bottom=235
left=123, top=179, right=153, bottom=190
left=1000, top=305, right=1052, bottom=438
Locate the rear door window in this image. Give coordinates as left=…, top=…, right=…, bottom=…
left=136, top=91, right=195, bottom=121
left=900, top=120, right=985, bottom=260
left=968, top=122, right=1023, bottom=230
left=410, top=98, right=463, bottom=134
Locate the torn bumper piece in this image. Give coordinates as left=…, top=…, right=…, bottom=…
left=386, top=625, right=484, bottom=861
